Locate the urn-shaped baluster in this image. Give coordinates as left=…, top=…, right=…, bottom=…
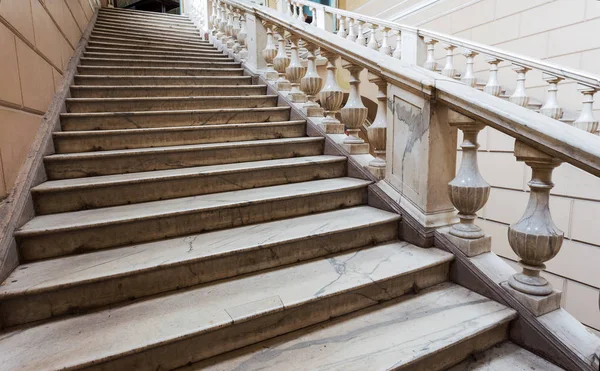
left=340, top=62, right=367, bottom=145
left=319, top=50, right=344, bottom=127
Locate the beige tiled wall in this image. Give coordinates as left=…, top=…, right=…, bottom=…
left=0, top=0, right=98, bottom=200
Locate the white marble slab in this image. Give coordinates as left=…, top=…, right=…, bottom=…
left=448, top=342, right=564, bottom=370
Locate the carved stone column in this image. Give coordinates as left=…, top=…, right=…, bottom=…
left=300, top=43, right=324, bottom=117
left=230, top=11, right=241, bottom=52
left=367, top=24, right=378, bottom=50
left=461, top=50, right=478, bottom=87
left=367, top=73, right=388, bottom=179
left=441, top=45, right=456, bottom=77
left=392, top=30, right=402, bottom=59
left=379, top=27, right=392, bottom=56
left=210, top=0, right=218, bottom=35
left=483, top=57, right=502, bottom=96
left=346, top=18, right=356, bottom=42
left=509, top=65, right=530, bottom=107
left=273, top=31, right=291, bottom=91
left=341, top=62, right=369, bottom=154
left=356, top=20, right=366, bottom=46
left=423, top=38, right=437, bottom=70
left=318, top=50, right=345, bottom=133
left=262, top=23, right=279, bottom=81
left=573, top=85, right=598, bottom=133
left=286, top=35, right=307, bottom=103
left=504, top=141, right=563, bottom=316
left=336, top=15, right=346, bottom=38
left=237, top=14, right=248, bottom=60
left=540, top=74, right=564, bottom=120
left=224, top=6, right=234, bottom=47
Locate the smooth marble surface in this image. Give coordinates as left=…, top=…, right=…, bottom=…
left=0, top=243, right=453, bottom=371
left=448, top=342, right=564, bottom=370
left=184, top=283, right=515, bottom=371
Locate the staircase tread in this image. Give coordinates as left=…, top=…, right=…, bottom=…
left=33, top=155, right=339, bottom=191
left=65, top=94, right=276, bottom=103
left=77, top=65, right=242, bottom=71
left=16, top=177, right=369, bottom=235
left=70, top=84, right=265, bottom=89
left=60, top=106, right=290, bottom=118
left=0, top=242, right=453, bottom=371
left=1, top=206, right=398, bottom=297
left=44, top=137, right=320, bottom=160
left=182, top=283, right=517, bottom=371
left=447, top=342, right=564, bottom=370
left=80, top=58, right=239, bottom=66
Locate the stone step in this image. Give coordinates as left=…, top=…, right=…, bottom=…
left=91, top=23, right=202, bottom=40
left=94, top=19, right=198, bottom=33
left=185, top=283, right=516, bottom=371
left=53, top=120, right=304, bottom=153
left=70, top=84, right=266, bottom=98
left=0, top=242, right=453, bottom=370
left=79, top=57, right=240, bottom=68
left=43, top=136, right=323, bottom=179
left=87, top=40, right=217, bottom=54
left=33, top=156, right=345, bottom=213
left=97, top=14, right=195, bottom=28
left=60, top=106, right=291, bottom=130
left=447, top=342, right=564, bottom=371
left=91, top=29, right=207, bottom=44
left=100, top=7, right=190, bottom=21
left=77, top=65, right=244, bottom=76
left=16, top=177, right=367, bottom=260
left=65, top=95, right=278, bottom=113
left=1, top=206, right=398, bottom=327
left=84, top=50, right=231, bottom=61
left=89, top=35, right=217, bottom=50
left=85, top=45, right=224, bottom=57
left=73, top=74, right=251, bottom=86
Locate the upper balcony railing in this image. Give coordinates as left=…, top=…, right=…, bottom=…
left=184, top=0, right=600, bottom=325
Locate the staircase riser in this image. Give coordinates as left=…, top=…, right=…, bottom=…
left=34, top=159, right=344, bottom=214
left=77, top=66, right=243, bottom=77
left=45, top=140, right=323, bottom=179
left=96, top=15, right=195, bottom=28
left=70, top=86, right=265, bottom=98
left=18, top=186, right=367, bottom=260
left=87, top=41, right=216, bottom=53
left=89, top=36, right=213, bottom=50
left=60, top=109, right=290, bottom=131
left=100, top=8, right=190, bottom=20
left=66, top=96, right=277, bottom=113
left=3, top=221, right=396, bottom=327
left=91, top=24, right=201, bottom=39
left=395, top=323, right=510, bottom=371
left=77, top=264, right=450, bottom=371
left=79, top=59, right=240, bottom=68
left=73, top=76, right=251, bottom=86
left=91, top=29, right=206, bottom=43
left=94, top=20, right=198, bottom=33
left=84, top=51, right=232, bottom=61
left=54, top=123, right=303, bottom=153
left=85, top=46, right=224, bottom=57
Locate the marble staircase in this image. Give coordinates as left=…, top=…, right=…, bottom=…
left=0, top=7, right=556, bottom=371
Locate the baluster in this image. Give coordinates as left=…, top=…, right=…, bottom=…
left=215, top=4, right=225, bottom=45
left=461, top=50, right=478, bottom=87
left=367, top=73, right=388, bottom=179
left=273, top=31, right=291, bottom=91
left=229, top=10, right=240, bottom=51
left=509, top=65, right=530, bottom=107
left=356, top=20, right=366, bottom=46
left=286, top=35, right=307, bottom=103
left=238, top=14, right=248, bottom=60
left=505, top=141, right=563, bottom=316
left=336, top=15, right=346, bottom=38
left=346, top=17, right=357, bottom=42
left=300, top=43, right=324, bottom=117
left=297, top=3, right=304, bottom=21
left=341, top=62, right=369, bottom=154
left=483, top=57, right=502, bottom=96
left=379, top=27, right=392, bottom=56
left=540, top=74, right=564, bottom=120
left=222, top=6, right=232, bottom=46
left=318, top=50, right=345, bottom=133
left=573, top=85, right=599, bottom=133
left=423, top=38, right=438, bottom=70
left=210, top=1, right=217, bottom=35
left=310, top=6, right=316, bottom=25
left=261, top=22, right=279, bottom=81
left=441, top=45, right=456, bottom=77
left=392, top=30, right=402, bottom=59
left=445, top=111, right=491, bottom=256
left=367, top=23, right=378, bottom=50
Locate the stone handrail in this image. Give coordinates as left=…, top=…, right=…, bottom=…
left=190, top=0, right=600, bottom=325
left=288, top=0, right=600, bottom=134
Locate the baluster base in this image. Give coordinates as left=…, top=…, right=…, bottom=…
left=289, top=91, right=307, bottom=103
left=367, top=165, right=386, bottom=180
left=342, top=143, right=370, bottom=155
left=304, top=105, right=324, bottom=117
left=442, top=230, right=491, bottom=257
left=502, top=281, right=561, bottom=317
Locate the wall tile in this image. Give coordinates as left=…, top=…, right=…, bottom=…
left=552, top=163, right=600, bottom=201
left=61, top=0, right=82, bottom=46
left=479, top=151, right=526, bottom=190
left=0, top=107, right=42, bottom=190
left=519, top=0, right=585, bottom=37
left=494, top=0, right=552, bottom=19
left=486, top=127, right=515, bottom=152
left=31, top=0, right=62, bottom=68
left=60, top=35, right=74, bottom=71
left=78, top=0, right=94, bottom=20
left=580, top=48, right=600, bottom=75
left=469, top=13, right=520, bottom=46
left=0, top=22, right=22, bottom=106
left=65, top=0, right=87, bottom=31
left=479, top=219, right=518, bottom=260
left=585, top=0, right=600, bottom=19
left=52, top=68, right=63, bottom=93
left=450, top=0, right=496, bottom=33
left=546, top=239, right=600, bottom=288
left=43, top=0, right=66, bottom=32
left=548, top=17, right=600, bottom=57
left=15, top=39, right=55, bottom=112
left=0, top=153, right=6, bottom=199
left=571, top=200, right=600, bottom=245
left=0, top=0, right=35, bottom=44
left=563, top=280, right=600, bottom=329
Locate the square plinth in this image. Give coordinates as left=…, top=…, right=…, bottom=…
left=368, top=165, right=386, bottom=180
left=305, top=106, right=324, bottom=117
left=289, top=92, right=307, bottom=103
left=319, top=122, right=345, bottom=134
left=442, top=231, right=491, bottom=257
left=342, top=143, right=370, bottom=155
left=501, top=282, right=562, bottom=317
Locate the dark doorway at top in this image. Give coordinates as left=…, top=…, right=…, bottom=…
left=115, top=0, right=181, bottom=14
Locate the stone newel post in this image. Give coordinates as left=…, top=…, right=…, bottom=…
left=300, top=43, right=324, bottom=117
left=340, top=62, right=369, bottom=154
left=318, top=50, right=344, bottom=134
